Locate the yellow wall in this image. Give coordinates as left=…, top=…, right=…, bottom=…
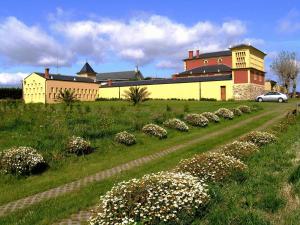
left=98, top=80, right=233, bottom=101
left=23, top=73, right=46, bottom=104
left=232, top=46, right=265, bottom=71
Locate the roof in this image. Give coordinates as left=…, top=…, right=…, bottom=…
left=96, top=70, right=144, bottom=81
left=178, top=64, right=232, bottom=76
left=184, top=50, right=231, bottom=61
left=101, top=74, right=232, bottom=87
left=229, top=44, right=266, bottom=56
left=34, top=73, right=97, bottom=83
left=77, top=62, right=96, bottom=75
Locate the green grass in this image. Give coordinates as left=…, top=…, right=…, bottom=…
left=0, top=100, right=275, bottom=205
left=191, top=115, right=300, bottom=225
left=0, top=110, right=281, bottom=225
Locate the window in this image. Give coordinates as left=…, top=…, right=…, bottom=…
left=217, top=58, right=223, bottom=64
left=203, top=59, right=208, bottom=64
left=51, top=87, right=54, bottom=93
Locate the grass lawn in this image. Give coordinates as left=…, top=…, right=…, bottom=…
left=0, top=105, right=286, bottom=225
left=0, top=100, right=272, bottom=205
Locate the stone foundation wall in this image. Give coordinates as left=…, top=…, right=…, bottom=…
left=233, top=83, right=264, bottom=100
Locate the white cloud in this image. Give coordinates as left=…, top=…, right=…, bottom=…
left=53, top=15, right=248, bottom=69
left=278, top=9, right=300, bottom=33
left=156, top=60, right=181, bottom=70
left=0, top=17, right=73, bottom=66
left=0, top=72, right=28, bottom=86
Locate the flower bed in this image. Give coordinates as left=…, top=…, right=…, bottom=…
left=0, top=147, right=47, bottom=175
left=201, top=112, right=220, bottom=123
left=163, top=118, right=189, bottom=132
left=184, top=113, right=209, bottom=127
left=214, top=108, right=234, bottom=120
left=231, top=108, right=242, bottom=116
left=174, top=152, right=246, bottom=182
left=220, top=141, right=259, bottom=159
left=239, top=131, right=277, bottom=147
left=114, top=131, right=136, bottom=146
left=238, top=105, right=251, bottom=113
left=89, top=172, right=210, bottom=225
left=142, top=124, right=167, bottom=139
left=66, top=136, right=93, bottom=155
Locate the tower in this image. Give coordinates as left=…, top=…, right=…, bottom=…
left=77, top=62, right=97, bottom=79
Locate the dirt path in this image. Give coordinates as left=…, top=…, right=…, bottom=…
left=54, top=109, right=292, bottom=225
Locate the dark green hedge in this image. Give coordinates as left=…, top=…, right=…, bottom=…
left=0, top=88, right=23, bottom=99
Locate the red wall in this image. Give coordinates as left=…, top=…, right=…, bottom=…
left=185, top=55, right=232, bottom=70
left=250, top=70, right=265, bottom=85
left=234, top=70, right=248, bottom=83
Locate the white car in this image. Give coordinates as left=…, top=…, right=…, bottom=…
left=256, top=92, right=288, bottom=103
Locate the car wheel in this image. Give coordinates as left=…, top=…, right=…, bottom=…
left=258, top=98, right=263, bottom=102
left=278, top=98, right=283, bottom=103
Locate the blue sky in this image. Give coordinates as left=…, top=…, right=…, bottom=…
left=0, top=0, right=300, bottom=86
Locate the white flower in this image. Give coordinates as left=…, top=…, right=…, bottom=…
left=115, top=131, right=136, bottom=146
left=163, top=118, right=189, bottom=132
left=214, top=108, right=234, bottom=119
left=184, top=114, right=209, bottom=127
left=142, top=124, right=167, bottom=139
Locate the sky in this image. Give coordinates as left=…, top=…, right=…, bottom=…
left=0, top=0, right=300, bottom=87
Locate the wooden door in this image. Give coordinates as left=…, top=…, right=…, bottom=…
left=220, top=86, right=226, bottom=101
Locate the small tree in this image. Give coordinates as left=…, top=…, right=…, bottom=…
left=56, top=89, right=77, bottom=105
left=271, top=51, right=299, bottom=97
left=123, top=86, right=150, bottom=105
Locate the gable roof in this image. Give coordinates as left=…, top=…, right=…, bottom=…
left=34, top=73, right=97, bottom=83
left=178, top=64, right=232, bottom=76
left=96, top=70, right=144, bottom=81
left=77, top=62, right=96, bottom=74
left=101, top=74, right=232, bottom=88
left=184, top=50, right=231, bottom=61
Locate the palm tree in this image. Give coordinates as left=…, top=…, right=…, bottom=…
left=123, top=86, right=150, bottom=105
left=56, top=89, right=77, bottom=106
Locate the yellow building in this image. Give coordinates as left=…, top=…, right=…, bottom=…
left=23, top=68, right=99, bottom=104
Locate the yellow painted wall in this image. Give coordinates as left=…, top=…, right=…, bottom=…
left=23, top=73, right=46, bottom=103
left=98, top=80, right=233, bottom=101
left=232, top=47, right=265, bottom=71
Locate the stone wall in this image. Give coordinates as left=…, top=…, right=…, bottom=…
left=233, top=83, right=264, bottom=100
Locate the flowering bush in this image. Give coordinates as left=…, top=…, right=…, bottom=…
left=174, top=152, right=246, bottom=182
left=239, top=131, right=277, bottom=147
left=214, top=108, right=234, bottom=119
left=114, top=131, right=136, bottom=146
left=231, top=108, right=243, bottom=116
left=238, top=105, right=251, bottom=113
left=66, top=136, right=93, bottom=155
left=142, top=124, right=167, bottom=139
left=163, top=118, right=189, bottom=132
left=184, top=113, right=209, bottom=127
left=89, top=172, right=210, bottom=225
left=220, top=141, right=259, bottom=159
left=201, top=112, right=220, bottom=123
left=0, top=147, right=47, bottom=175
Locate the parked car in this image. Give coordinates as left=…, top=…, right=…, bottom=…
left=255, top=92, right=288, bottom=103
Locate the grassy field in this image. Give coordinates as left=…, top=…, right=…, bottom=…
left=0, top=99, right=296, bottom=225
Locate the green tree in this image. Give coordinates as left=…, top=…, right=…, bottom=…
left=123, top=86, right=150, bottom=105
left=56, top=89, right=77, bottom=105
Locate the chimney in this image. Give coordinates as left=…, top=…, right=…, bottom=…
left=196, top=50, right=200, bottom=58
left=172, top=75, right=177, bottom=80
left=108, top=79, right=112, bottom=86
left=45, top=68, right=50, bottom=79
left=188, top=50, right=194, bottom=59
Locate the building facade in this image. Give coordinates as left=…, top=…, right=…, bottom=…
left=23, top=44, right=267, bottom=103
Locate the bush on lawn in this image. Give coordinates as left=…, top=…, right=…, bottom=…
left=238, top=105, right=251, bottom=113
left=239, top=131, right=277, bottom=147
left=0, top=147, right=47, bottom=175
left=163, top=118, right=189, bottom=132
left=201, top=112, right=220, bottom=123
left=231, top=108, right=243, bottom=116
left=89, top=172, right=210, bottom=225
left=220, top=141, right=259, bottom=159
left=214, top=108, right=234, bottom=120
left=114, top=131, right=136, bottom=146
left=174, top=152, right=246, bottom=182
left=66, top=136, right=93, bottom=155
left=184, top=113, right=209, bottom=127
left=142, top=124, right=167, bottom=139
